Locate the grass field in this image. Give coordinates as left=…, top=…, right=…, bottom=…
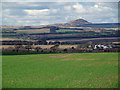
left=2, top=53, right=119, bottom=88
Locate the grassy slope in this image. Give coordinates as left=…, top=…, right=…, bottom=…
left=2, top=53, right=118, bottom=88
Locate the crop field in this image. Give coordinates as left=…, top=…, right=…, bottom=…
left=0, top=38, right=22, bottom=41
left=2, top=53, right=119, bottom=88
left=1, top=45, right=78, bottom=50
left=16, top=29, right=50, bottom=34
left=56, top=29, right=79, bottom=32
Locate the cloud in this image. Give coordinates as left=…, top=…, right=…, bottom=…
left=1, top=2, right=118, bottom=26
left=64, top=6, right=72, bottom=11
left=94, top=4, right=99, bottom=8
left=24, top=9, right=49, bottom=15
left=2, top=0, right=120, bottom=2
left=73, top=3, right=85, bottom=13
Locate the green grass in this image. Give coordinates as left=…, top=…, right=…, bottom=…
left=56, top=29, right=76, bottom=32
left=2, top=53, right=119, bottom=88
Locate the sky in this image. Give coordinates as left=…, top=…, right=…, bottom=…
left=1, top=2, right=118, bottom=26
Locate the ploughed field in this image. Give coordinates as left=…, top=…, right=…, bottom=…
left=2, top=53, right=118, bottom=88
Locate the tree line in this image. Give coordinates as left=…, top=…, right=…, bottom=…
left=2, top=43, right=119, bottom=55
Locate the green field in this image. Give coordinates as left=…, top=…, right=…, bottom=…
left=2, top=53, right=119, bottom=88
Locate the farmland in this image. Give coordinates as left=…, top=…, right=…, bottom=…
left=1, top=21, right=119, bottom=41
left=16, top=29, right=50, bottom=34
left=2, top=53, right=118, bottom=88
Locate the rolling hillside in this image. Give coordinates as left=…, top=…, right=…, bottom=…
left=48, top=18, right=119, bottom=28
left=1, top=18, right=119, bottom=43
left=48, top=18, right=92, bottom=27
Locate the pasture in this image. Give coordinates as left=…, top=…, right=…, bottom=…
left=2, top=53, right=118, bottom=88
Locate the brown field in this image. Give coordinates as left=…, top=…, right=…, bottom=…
left=1, top=45, right=78, bottom=49
left=1, top=25, right=45, bottom=29
left=16, top=29, right=50, bottom=33
left=0, top=38, right=22, bottom=41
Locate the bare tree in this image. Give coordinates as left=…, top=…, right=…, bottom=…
left=35, top=47, right=42, bottom=52
left=14, top=45, right=23, bottom=52
left=50, top=45, right=59, bottom=53
left=25, top=45, right=33, bottom=52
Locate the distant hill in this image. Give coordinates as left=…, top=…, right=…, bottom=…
left=48, top=18, right=119, bottom=28
left=48, top=18, right=91, bottom=27
left=1, top=18, right=119, bottom=28
left=66, top=18, right=92, bottom=27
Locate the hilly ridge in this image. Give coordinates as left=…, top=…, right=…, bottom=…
left=47, top=18, right=118, bottom=28
left=48, top=18, right=92, bottom=27
left=1, top=18, right=119, bottom=28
